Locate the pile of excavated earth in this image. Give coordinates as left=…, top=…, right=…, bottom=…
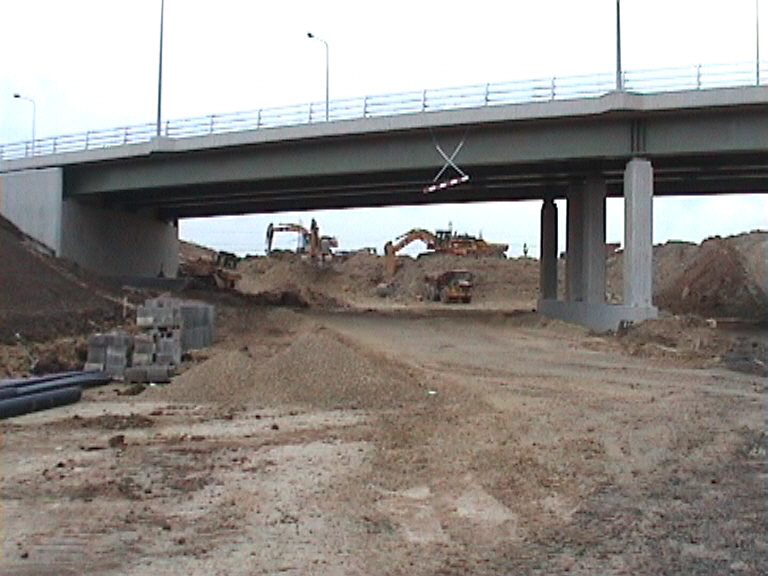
left=0, top=216, right=123, bottom=346
left=234, top=231, right=768, bottom=322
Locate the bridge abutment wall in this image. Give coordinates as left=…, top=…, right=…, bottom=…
left=0, top=168, right=178, bottom=278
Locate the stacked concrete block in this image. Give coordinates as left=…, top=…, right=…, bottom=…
left=155, top=331, right=182, bottom=366
left=179, top=302, right=215, bottom=351
left=138, top=298, right=213, bottom=352
left=86, top=331, right=134, bottom=378
left=86, top=297, right=214, bottom=383
left=131, top=333, right=155, bottom=367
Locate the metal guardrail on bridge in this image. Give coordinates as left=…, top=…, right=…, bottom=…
left=1, top=61, right=765, bottom=162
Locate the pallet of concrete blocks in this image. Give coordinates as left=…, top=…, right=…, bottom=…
left=136, top=297, right=213, bottom=352
left=136, top=298, right=182, bottom=330
left=85, top=331, right=134, bottom=379
left=179, top=301, right=215, bottom=351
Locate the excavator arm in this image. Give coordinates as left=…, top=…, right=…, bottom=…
left=266, top=223, right=310, bottom=254
left=383, top=228, right=439, bottom=278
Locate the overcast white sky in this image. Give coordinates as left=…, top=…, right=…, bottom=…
left=2, top=0, right=766, bottom=255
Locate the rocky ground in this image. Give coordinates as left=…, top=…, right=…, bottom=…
left=1, top=218, right=766, bottom=575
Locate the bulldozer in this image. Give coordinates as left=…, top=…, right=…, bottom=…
left=424, top=270, right=475, bottom=303
left=179, top=251, right=241, bottom=289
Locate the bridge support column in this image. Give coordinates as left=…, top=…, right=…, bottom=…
left=623, top=158, right=656, bottom=310
left=537, top=168, right=655, bottom=332
left=539, top=197, right=558, bottom=300
left=565, top=183, right=585, bottom=302
left=565, top=177, right=606, bottom=303
left=582, top=176, right=607, bottom=304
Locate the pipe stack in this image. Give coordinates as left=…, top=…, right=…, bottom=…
left=0, top=371, right=111, bottom=420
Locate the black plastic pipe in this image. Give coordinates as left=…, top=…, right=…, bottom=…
left=0, top=386, right=82, bottom=420
left=0, top=371, right=111, bottom=393
left=0, top=371, right=84, bottom=389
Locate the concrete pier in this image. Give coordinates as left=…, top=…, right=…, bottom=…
left=538, top=162, right=658, bottom=331
left=582, top=176, right=607, bottom=304
left=539, top=197, right=558, bottom=300
left=624, top=159, right=655, bottom=309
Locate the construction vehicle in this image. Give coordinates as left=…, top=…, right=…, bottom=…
left=424, top=270, right=475, bottom=303
left=265, top=220, right=338, bottom=262
left=383, top=227, right=507, bottom=277
left=179, top=251, right=241, bottom=289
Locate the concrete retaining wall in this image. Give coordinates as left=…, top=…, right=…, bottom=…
left=60, top=201, right=178, bottom=277
left=0, top=168, right=179, bottom=277
left=0, top=168, right=63, bottom=253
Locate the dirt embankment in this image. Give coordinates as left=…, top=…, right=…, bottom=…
left=236, top=251, right=541, bottom=310
left=0, top=216, right=124, bottom=345
left=606, top=231, right=767, bottom=320
left=655, top=232, right=767, bottom=320
left=235, top=230, right=767, bottom=321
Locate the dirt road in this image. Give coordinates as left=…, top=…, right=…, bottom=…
left=1, top=308, right=765, bottom=575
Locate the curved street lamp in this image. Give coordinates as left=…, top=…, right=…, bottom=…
left=307, top=32, right=329, bottom=121
left=13, top=93, right=36, bottom=156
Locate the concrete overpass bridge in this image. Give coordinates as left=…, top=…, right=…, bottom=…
left=2, top=65, right=767, bottom=330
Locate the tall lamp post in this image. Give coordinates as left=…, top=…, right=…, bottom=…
left=757, top=0, right=761, bottom=85
left=307, top=32, right=329, bottom=121
left=13, top=93, right=36, bottom=156
left=157, top=0, right=165, bottom=137
left=616, top=0, right=623, bottom=91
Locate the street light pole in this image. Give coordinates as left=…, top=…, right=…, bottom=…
left=156, top=0, right=165, bottom=137
left=13, top=93, right=36, bottom=156
left=616, top=0, right=623, bottom=91
left=757, top=0, right=761, bottom=85
left=307, top=32, right=329, bottom=121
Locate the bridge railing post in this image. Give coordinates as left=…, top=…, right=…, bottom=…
left=421, top=89, right=427, bottom=112
left=209, top=114, right=215, bottom=134
left=696, top=64, right=702, bottom=89
left=256, top=109, right=262, bottom=129
left=550, top=77, right=556, bottom=100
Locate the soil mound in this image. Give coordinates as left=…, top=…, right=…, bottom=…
left=617, top=315, right=731, bottom=365
left=237, top=251, right=539, bottom=309
left=151, top=325, right=428, bottom=409
left=655, top=232, right=767, bottom=320
left=0, top=215, right=122, bottom=343
left=606, top=232, right=767, bottom=320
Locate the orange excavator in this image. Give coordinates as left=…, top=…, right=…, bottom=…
left=383, top=227, right=508, bottom=277
left=266, top=220, right=338, bottom=262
